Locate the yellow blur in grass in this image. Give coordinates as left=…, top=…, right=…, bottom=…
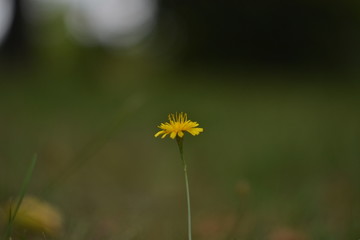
left=154, top=112, right=203, bottom=139
left=3, top=195, right=63, bottom=238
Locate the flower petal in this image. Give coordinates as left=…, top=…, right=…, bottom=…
left=154, top=130, right=165, bottom=137
left=170, top=131, right=177, bottom=139
left=187, top=128, right=203, bottom=136
left=155, top=113, right=203, bottom=139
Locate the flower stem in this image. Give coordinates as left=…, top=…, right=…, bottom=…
left=176, top=137, right=192, bottom=240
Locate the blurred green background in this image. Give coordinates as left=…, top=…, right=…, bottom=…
left=1, top=0, right=360, bottom=239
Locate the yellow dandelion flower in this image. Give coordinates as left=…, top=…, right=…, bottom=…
left=155, top=112, right=204, bottom=139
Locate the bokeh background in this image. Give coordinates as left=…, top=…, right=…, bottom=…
left=1, top=0, right=360, bottom=239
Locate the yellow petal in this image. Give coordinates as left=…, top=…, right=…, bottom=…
left=154, top=130, right=165, bottom=137
left=170, top=131, right=177, bottom=139
left=155, top=113, right=203, bottom=139
left=187, top=128, right=203, bottom=136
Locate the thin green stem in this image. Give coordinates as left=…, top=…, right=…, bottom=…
left=3, top=154, right=37, bottom=240
left=176, top=137, right=192, bottom=240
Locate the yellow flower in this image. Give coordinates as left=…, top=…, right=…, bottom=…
left=155, top=112, right=204, bottom=139
left=3, top=196, right=63, bottom=237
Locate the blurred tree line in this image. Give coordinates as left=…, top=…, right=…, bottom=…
left=158, top=0, right=360, bottom=69
left=2, top=0, right=360, bottom=71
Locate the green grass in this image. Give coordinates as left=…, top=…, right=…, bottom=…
left=1, top=57, right=360, bottom=239
left=2, top=154, right=37, bottom=240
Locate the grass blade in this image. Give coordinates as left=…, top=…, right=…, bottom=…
left=2, top=154, right=37, bottom=240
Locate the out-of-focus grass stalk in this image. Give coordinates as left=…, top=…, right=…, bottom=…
left=2, top=154, right=37, bottom=240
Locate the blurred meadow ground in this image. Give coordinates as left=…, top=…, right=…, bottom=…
left=1, top=1, right=360, bottom=239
